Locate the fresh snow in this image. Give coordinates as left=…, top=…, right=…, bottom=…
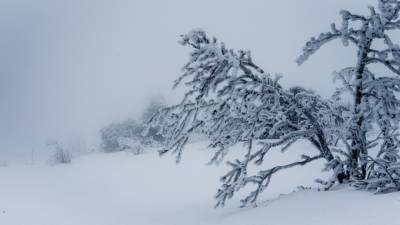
left=1, top=142, right=400, bottom=225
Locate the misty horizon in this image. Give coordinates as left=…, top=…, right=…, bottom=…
left=0, top=0, right=379, bottom=161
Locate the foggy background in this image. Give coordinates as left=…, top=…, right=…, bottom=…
left=0, top=0, right=377, bottom=161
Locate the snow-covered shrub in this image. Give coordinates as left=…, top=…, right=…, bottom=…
left=117, top=137, right=144, bottom=155
left=100, top=119, right=163, bottom=153
left=100, top=119, right=143, bottom=152
left=100, top=97, right=167, bottom=153
left=47, top=141, right=72, bottom=165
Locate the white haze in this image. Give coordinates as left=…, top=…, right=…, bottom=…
left=0, top=0, right=378, bottom=161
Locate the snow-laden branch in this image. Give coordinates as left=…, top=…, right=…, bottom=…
left=215, top=154, right=323, bottom=207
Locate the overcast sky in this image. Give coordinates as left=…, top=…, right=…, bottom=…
left=0, top=0, right=378, bottom=161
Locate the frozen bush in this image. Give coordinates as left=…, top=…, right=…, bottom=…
left=47, top=141, right=72, bottom=165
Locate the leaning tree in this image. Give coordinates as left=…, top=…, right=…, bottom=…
left=150, top=30, right=348, bottom=207
left=150, top=0, right=400, bottom=208
left=297, top=0, right=400, bottom=191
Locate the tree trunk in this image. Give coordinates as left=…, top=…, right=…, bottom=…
left=350, top=34, right=372, bottom=179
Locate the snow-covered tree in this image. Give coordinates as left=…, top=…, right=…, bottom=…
left=140, top=95, right=166, bottom=145
left=298, top=0, right=400, bottom=192
left=117, top=137, right=144, bottom=154
left=47, top=140, right=72, bottom=165
left=100, top=119, right=143, bottom=152
left=141, top=95, right=167, bottom=123
left=100, top=97, right=167, bottom=152
left=151, top=30, right=347, bottom=207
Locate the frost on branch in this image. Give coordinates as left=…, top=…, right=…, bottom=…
left=152, top=30, right=348, bottom=207
left=153, top=1, right=400, bottom=207
left=298, top=0, right=400, bottom=192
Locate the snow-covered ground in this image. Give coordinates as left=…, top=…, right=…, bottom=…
left=1, top=142, right=400, bottom=225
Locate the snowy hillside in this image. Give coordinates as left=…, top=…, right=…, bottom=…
left=1, top=142, right=399, bottom=225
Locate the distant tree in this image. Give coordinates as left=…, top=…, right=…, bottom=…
left=117, top=137, right=144, bottom=154
left=141, top=95, right=167, bottom=123
left=47, top=140, right=72, bottom=165
left=141, top=95, right=166, bottom=145
left=100, top=97, right=167, bottom=152
left=100, top=119, right=143, bottom=152
left=297, top=0, right=400, bottom=192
